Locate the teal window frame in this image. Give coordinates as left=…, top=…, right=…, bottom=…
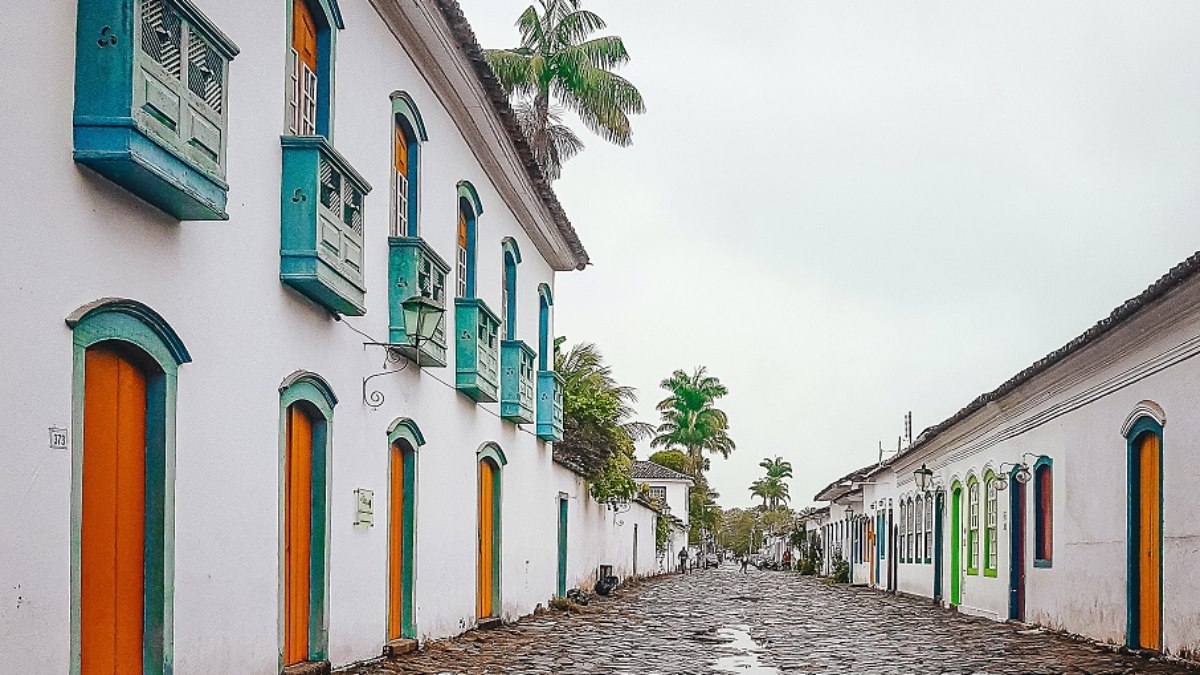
left=501, top=238, right=521, bottom=340
left=386, top=418, right=425, bottom=641
left=1123, top=414, right=1162, bottom=648
left=277, top=371, right=337, bottom=668
left=456, top=181, right=483, bottom=298
left=390, top=91, right=427, bottom=237
left=535, top=284, right=563, bottom=441
left=66, top=298, right=192, bottom=675
left=286, top=0, right=344, bottom=139
left=73, top=0, right=240, bottom=220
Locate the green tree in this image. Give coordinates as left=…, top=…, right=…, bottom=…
left=651, top=367, right=735, bottom=476
left=647, top=449, right=690, bottom=476
left=554, top=342, right=652, bottom=486
left=484, top=0, right=645, bottom=180
left=749, top=476, right=791, bottom=510
left=759, top=456, right=793, bottom=480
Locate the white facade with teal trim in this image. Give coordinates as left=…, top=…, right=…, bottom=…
left=0, top=0, right=657, bottom=672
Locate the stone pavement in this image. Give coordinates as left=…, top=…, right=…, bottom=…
left=338, top=565, right=1200, bottom=674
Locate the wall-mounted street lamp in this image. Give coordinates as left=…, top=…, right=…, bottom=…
left=913, top=463, right=934, bottom=492
left=844, top=504, right=855, bottom=520
left=362, top=296, right=446, bottom=408
left=995, top=459, right=1034, bottom=491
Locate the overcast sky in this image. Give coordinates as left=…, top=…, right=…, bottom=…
left=459, top=0, right=1200, bottom=508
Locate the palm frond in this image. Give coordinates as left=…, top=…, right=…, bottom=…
left=484, top=49, right=538, bottom=97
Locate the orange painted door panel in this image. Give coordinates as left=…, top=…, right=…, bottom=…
left=1138, top=433, right=1161, bottom=650
left=477, top=461, right=493, bottom=619
left=388, top=445, right=405, bottom=640
left=292, top=0, right=319, bottom=70
left=395, top=126, right=409, bottom=175
left=82, top=346, right=146, bottom=675
left=285, top=405, right=313, bottom=665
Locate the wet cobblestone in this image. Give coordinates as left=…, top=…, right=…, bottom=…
left=338, top=566, right=1200, bottom=674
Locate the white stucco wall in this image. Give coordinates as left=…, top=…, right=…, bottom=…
left=816, top=278, right=1200, bottom=658
left=0, top=0, right=638, bottom=672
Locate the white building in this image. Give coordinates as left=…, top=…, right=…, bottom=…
left=1, top=0, right=658, bottom=673
left=812, top=251, right=1200, bottom=661
left=631, top=461, right=693, bottom=572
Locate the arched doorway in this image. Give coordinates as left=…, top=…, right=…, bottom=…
left=1009, top=467, right=1027, bottom=622
left=70, top=299, right=190, bottom=675
left=1128, top=421, right=1163, bottom=650
left=950, top=482, right=962, bottom=606
left=476, top=444, right=506, bottom=621
left=387, top=419, right=424, bottom=642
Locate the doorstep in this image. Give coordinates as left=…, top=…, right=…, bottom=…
left=383, top=638, right=419, bottom=658
left=477, top=617, right=503, bottom=631
left=283, top=661, right=331, bottom=675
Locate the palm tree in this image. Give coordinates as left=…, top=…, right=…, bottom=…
left=759, top=456, right=793, bottom=480
left=555, top=342, right=653, bottom=478
left=484, top=0, right=645, bottom=180
left=651, top=367, right=735, bottom=477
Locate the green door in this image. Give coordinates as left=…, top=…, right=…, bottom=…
left=951, top=485, right=962, bottom=606
left=557, top=498, right=568, bottom=597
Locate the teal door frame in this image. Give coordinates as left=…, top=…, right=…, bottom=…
left=556, top=496, right=568, bottom=597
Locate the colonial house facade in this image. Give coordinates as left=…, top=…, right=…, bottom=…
left=0, top=0, right=658, bottom=673
left=631, top=461, right=693, bottom=572
left=811, top=252, right=1200, bottom=661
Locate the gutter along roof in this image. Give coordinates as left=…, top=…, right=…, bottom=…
left=432, top=0, right=590, bottom=270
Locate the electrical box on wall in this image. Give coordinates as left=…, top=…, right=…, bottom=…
left=354, top=488, right=374, bottom=527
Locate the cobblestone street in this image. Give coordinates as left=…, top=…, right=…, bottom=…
left=339, top=566, right=1198, bottom=674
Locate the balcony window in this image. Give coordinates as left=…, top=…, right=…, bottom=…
left=390, top=92, right=427, bottom=237
left=280, top=136, right=371, bottom=315
left=388, top=237, right=450, bottom=365
left=455, top=299, right=501, bottom=402
left=73, top=0, right=239, bottom=220
left=500, top=340, right=535, bottom=423
left=286, top=0, right=342, bottom=139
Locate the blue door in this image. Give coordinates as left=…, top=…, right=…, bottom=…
left=934, top=491, right=945, bottom=602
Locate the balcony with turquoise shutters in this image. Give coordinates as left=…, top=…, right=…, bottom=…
left=536, top=370, right=564, bottom=442
left=455, top=299, right=501, bottom=402
left=388, top=237, right=451, bottom=366
left=280, top=136, right=371, bottom=316
left=73, top=0, right=239, bottom=220
left=500, top=341, right=535, bottom=423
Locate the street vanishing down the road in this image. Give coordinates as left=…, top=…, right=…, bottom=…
left=338, top=565, right=1199, bottom=674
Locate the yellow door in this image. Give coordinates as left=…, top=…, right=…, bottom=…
left=388, top=444, right=405, bottom=640
left=82, top=346, right=146, bottom=675
left=285, top=405, right=313, bottom=665
left=1138, top=433, right=1162, bottom=650
left=477, top=460, right=494, bottom=618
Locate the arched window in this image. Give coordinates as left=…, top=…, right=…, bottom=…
left=908, top=498, right=915, bottom=562
left=456, top=182, right=482, bottom=299
left=899, top=501, right=906, bottom=564
left=1034, top=459, right=1053, bottom=566
left=279, top=371, right=337, bottom=667
left=967, top=476, right=980, bottom=575
left=924, top=495, right=933, bottom=564
left=985, top=472, right=999, bottom=576
left=391, top=92, right=427, bottom=237
left=915, top=495, right=924, bottom=564
left=67, top=299, right=191, bottom=675
left=537, top=285, right=552, bottom=371
left=501, top=238, right=521, bottom=339
left=287, top=0, right=342, bottom=138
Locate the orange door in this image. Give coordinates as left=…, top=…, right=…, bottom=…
left=388, top=444, right=405, bottom=640
left=285, top=405, right=313, bottom=665
left=82, top=346, right=147, bottom=675
left=477, top=460, right=494, bottom=619
left=1138, top=433, right=1162, bottom=650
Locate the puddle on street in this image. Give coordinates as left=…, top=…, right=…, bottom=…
left=709, top=625, right=782, bottom=674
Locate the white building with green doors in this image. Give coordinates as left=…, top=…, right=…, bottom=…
left=811, top=251, right=1200, bottom=662
left=0, top=0, right=658, bottom=672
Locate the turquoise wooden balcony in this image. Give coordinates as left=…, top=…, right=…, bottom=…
left=536, top=370, right=564, bottom=442
left=388, top=237, right=450, bottom=366
left=73, top=0, right=239, bottom=220
left=280, top=136, right=371, bottom=316
left=500, top=340, right=535, bottom=423
left=455, top=299, right=501, bottom=402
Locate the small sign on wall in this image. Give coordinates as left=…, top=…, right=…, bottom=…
left=49, top=426, right=68, bottom=451
left=354, top=489, right=374, bottom=527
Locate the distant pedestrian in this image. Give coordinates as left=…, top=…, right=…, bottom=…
left=678, top=547, right=689, bottom=574
left=782, top=549, right=792, bottom=571
left=740, top=556, right=750, bottom=574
